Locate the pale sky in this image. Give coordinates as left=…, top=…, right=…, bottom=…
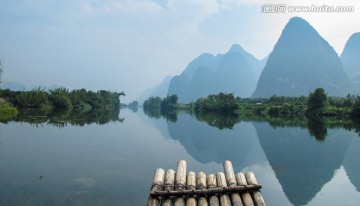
left=0, top=0, right=359, bottom=103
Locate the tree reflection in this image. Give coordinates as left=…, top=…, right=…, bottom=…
left=307, top=117, right=327, bottom=141
left=143, top=108, right=360, bottom=136
left=0, top=108, right=124, bottom=127
left=194, top=111, right=241, bottom=129
left=143, top=107, right=178, bottom=123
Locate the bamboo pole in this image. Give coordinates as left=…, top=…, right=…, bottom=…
left=236, top=172, right=254, bottom=206
left=162, top=169, right=176, bottom=206
left=174, top=198, right=185, bottom=206
left=186, top=171, right=196, bottom=206
left=165, top=169, right=176, bottom=191
left=216, top=172, right=231, bottom=206
left=162, top=199, right=173, bottom=206
left=223, top=161, right=243, bottom=206
left=175, top=160, right=187, bottom=190
left=223, top=161, right=237, bottom=186
left=197, top=172, right=208, bottom=206
left=148, top=168, right=165, bottom=206
left=207, top=174, right=219, bottom=206
left=174, top=160, right=187, bottom=206
left=245, top=172, right=266, bottom=206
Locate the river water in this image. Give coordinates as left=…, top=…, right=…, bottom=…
left=0, top=108, right=359, bottom=205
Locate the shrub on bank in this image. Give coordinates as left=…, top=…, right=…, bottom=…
left=0, top=105, right=18, bottom=119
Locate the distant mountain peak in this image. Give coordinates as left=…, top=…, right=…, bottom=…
left=285, top=17, right=314, bottom=30
left=253, top=17, right=352, bottom=97
left=341, top=32, right=360, bottom=79
left=342, top=32, right=360, bottom=54
left=280, top=17, right=320, bottom=42
left=350, top=32, right=360, bottom=38
left=229, top=44, right=246, bottom=53
left=287, top=16, right=308, bottom=25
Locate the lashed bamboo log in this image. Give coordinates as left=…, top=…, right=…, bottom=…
left=174, top=160, right=187, bottom=206
left=223, top=161, right=243, bottom=206
left=148, top=168, right=165, bottom=206
left=162, top=169, right=176, bottom=206
left=217, top=172, right=231, bottom=206
left=186, top=171, right=196, bottom=206
left=245, top=172, right=266, bottom=206
left=236, top=172, right=254, bottom=206
left=197, top=172, right=208, bottom=206
left=207, top=174, right=219, bottom=206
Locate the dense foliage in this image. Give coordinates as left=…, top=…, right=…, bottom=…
left=195, top=93, right=239, bottom=113
left=143, top=96, right=162, bottom=109
left=351, top=96, right=360, bottom=116
left=143, top=95, right=181, bottom=122
left=306, top=88, right=327, bottom=114
left=0, top=97, right=18, bottom=119
left=0, top=88, right=124, bottom=110
left=143, top=95, right=178, bottom=112
left=145, top=88, right=360, bottom=122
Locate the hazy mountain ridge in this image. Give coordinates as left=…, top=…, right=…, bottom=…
left=138, top=75, right=173, bottom=103
left=0, top=81, right=27, bottom=91
left=0, top=82, right=63, bottom=91
left=146, top=17, right=358, bottom=100
left=168, top=44, right=265, bottom=103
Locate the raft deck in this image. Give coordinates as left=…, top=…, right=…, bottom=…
left=147, top=160, right=266, bottom=206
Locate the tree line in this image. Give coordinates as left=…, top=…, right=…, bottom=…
left=143, top=88, right=360, bottom=118
left=0, top=87, right=125, bottom=111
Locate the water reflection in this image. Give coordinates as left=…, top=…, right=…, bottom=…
left=343, top=135, right=360, bottom=192
left=307, top=117, right=327, bottom=141
left=167, top=113, right=258, bottom=171
left=254, top=122, right=351, bottom=205
left=1, top=110, right=359, bottom=205
left=195, top=111, right=241, bottom=129
left=0, top=108, right=124, bottom=126
left=143, top=108, right=178, bottom=123
left=144, top=111, right=360, bottom=205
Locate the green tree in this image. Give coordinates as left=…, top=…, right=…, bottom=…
left=351, top=96, right=360, bottom=117
left=161, top=95, right=178, bottom=111
left=143, top=96, right=162, bottom=109
left=69, top=89, right=89, bottom=109
left=15, top=87, right=48, bottom=107
left=128, top=100, right=139, bottom=108
left=48, top=87, right=72, bottom=109
left=306, top=88, right=327, bottom=115
left=195, top=93, right=239, bottom=113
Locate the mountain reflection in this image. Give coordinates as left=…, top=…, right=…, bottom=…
left=254, top=122, right=351, bottom=205
left=343, top=135, right=360, bottom=192
left=167, top=113, right=258, bottom=171
left=144, top=111, right=360, bottom=205
left=0, top=108, right=124, bottom=126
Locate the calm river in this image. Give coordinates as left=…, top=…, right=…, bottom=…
left=0, top=108, right=359, bottom=205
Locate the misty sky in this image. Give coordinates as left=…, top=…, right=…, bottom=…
left=1, top=0, right=359, bottom=103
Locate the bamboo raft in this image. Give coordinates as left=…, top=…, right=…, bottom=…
left=147, top=160, right=266, bottom=206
